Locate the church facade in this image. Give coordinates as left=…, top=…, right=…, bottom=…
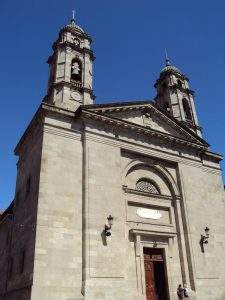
left=0, top=18, right=225, bottom=300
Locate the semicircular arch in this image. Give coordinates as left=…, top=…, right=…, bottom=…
left=123, top=160, right=179, bottom=197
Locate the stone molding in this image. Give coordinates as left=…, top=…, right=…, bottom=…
left=50, top=81, right=95, bottom=99
left=84, top=131, right=221, bottom=174
left=14, top=102, right=222, bottom=175
left=154, top=71, right=189, bottom=86
left=130, top=228, right=177, bottom=237
left=14, top=103, right=76, bottom=155
left=14, top=115, right=43, bottom=157
left=59, top=26, right=92, bottom=43
left=123, top=187, right=174, bottom=201
left=82, top=103, right=209, bottom=147
left=122, top=159, right=180, bottom=197
left=169, top=83, right=195, bottom=96
left=81, top=108, right=207, bottom=150
left=43, top=124, right=82, bottom=141
left=51, top=41, right=95, bottom=61
left=125, top=193, right=172, bottom=206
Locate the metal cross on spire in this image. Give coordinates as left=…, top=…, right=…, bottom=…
left=165, top=48, right=171, bottom=66
left=70, top=9, right=76, bottom=25
left=72, top=9, right=76, bottom=21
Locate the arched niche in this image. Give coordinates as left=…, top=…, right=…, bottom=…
left=123, top=161, right=179, bottom=198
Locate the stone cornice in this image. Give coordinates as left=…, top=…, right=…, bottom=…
left=14, top=105, right=44, bottom=155
left=47, top=81, right=95, bottom=100
left=14, top=101, right=222, bottom=165
left=169, top=84, right=195, bottom=96
left=42, top=102, right=76, bottom=118
left=14, top=103, right=76, bottom=155
left=59, top=27, right=92, bottom=43
left=80, top=108, right=207, bottom=150
left=204, top=151, right=223, bottom=161
left=43, top=124, right=82, bottom=141
left=83, top=103, right=208, bottom=147
left=154, top=72, right=189, bottom=87
left=87, top=102, right=152, bottom=113
left=52, top=41, right=95, bottom=61
left=130, top=228, right=177, bottom=237
left=83, top=100, right=151, bottom=110
left=123, top=187, right=174, bottom=201
left=84, top=131, right=222, bottom=173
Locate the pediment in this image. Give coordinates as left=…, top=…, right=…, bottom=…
left=83, top=102, right=208, bottom=148
left=105, top=109, right=179, bottom=135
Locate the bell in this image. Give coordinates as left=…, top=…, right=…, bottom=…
left=72, top=68, right=79, bottom=75
left=71, top=62, right=80, bottom=75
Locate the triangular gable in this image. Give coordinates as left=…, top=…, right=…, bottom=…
left=83, top=101, right=209, bottom=147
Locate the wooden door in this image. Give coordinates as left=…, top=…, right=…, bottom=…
left=144, top=254, right=157, bottom=300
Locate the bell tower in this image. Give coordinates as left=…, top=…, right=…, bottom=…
left=154, top=59, right=202, bottom=137
left=44, top=16, right=95, bottom=111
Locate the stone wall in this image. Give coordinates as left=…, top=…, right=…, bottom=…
left=1, top=104, right=225, bottom=300
left=31, top=117, right=84, bottom=300
left=179, top=163, right=225, bottom=300
left=1, top=121, right=43, bottom=300
left=79, top=119, right=225, bottom=300
left=0, top=211, right=12, bottom=299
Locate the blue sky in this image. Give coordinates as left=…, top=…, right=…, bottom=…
left=1, top=0, right=225, bottom=209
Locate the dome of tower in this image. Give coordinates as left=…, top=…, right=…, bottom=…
left=160, top=59, right=182, bottom=75
left=66, top=19, right=85, bottom=33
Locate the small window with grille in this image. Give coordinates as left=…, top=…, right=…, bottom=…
left=136, top=179, right=160, bottom=194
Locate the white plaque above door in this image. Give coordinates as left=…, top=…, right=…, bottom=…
left=136, top=208, right=162, bottom=220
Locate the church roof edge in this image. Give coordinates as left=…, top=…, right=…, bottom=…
left=82, top=100, right=209, bottom=147
left=0, top=201, right=14, bottom=224
left=82, top=100, right=153, bottom=110
left=13, top=100, right=224, bottom=171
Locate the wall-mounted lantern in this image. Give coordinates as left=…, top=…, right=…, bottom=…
left=200, top=226, right=210, bottom=253
left=104, top=215, right=114, bottom=237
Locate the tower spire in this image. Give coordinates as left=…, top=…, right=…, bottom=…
left=154, top=58, right=202, bottom=137
left=45, top=13, right=95, bottom=110
left=165, top=48, right=171, bottom=66
left=72, top=9, right=76, bottom=22
left=70, top=9, right=76, bottom=26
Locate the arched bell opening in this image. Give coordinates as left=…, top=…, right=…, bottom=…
left=177, top=79, right=183, bottom=88
left=182, top=98, right=192, bottom=122
left=71, top=58, right=82, bottom=82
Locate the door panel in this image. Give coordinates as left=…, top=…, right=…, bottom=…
left=144, top=254, right=157, bottom=300
left=144, top=249, right=168, bottom=300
